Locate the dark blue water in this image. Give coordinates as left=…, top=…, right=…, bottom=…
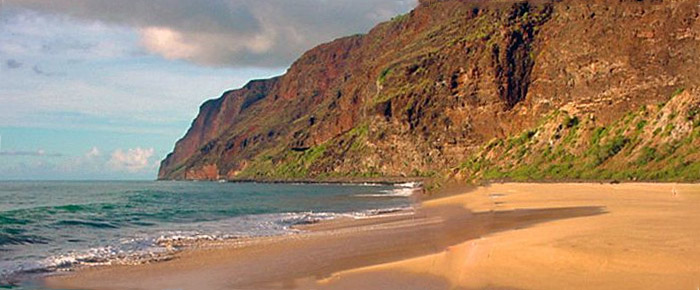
left=0, top=181, right=417, bottom=287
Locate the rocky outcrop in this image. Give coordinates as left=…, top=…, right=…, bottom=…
left=160, top=0, right=700, bottom=182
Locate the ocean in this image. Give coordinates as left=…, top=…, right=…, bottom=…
left=0, top=181, right=418, bottom=288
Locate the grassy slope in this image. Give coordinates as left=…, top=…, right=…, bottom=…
left=236, top=124, right=378, bottom=179
left=458, top=89, right=700, bottom=183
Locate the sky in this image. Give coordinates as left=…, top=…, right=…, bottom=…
left=0, top=0, right=417, bottom=180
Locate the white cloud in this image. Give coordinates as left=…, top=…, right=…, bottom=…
left=108, top=147, right=155, bottom=173
left=0, top=146, right=162, bottom=180
left=56, top=147, right=107, bottom=173
left=140, top=26, right=200, bottom=61
left=63, top=146, right=157, bottom=176
left=85, top=146, right=101, bottom=158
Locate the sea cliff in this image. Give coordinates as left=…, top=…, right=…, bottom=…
left=159, top=0, right=700, bottom=183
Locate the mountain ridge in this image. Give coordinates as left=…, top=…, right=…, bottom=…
left=159, top=0, right=700, bottom=185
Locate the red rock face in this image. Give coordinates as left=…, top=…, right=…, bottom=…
left=158, top=78, right=279, bottom=179
left=184, top=164, right=220, bottom=181
left=159, top=0, right=700, bottom=181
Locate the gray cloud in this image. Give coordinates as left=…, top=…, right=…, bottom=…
left=5, top=59, right=23, bottom=69
left=32, top=65, right=46, bottom=75
left=31, top=64, right=61, bottom=76
left=5, top=0, right=417, bottom=67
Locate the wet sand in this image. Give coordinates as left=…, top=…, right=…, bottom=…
left=45, top=183, right=700, bottom=289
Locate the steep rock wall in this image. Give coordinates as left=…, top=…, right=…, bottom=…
left=159, top=0, right=700, bottom=182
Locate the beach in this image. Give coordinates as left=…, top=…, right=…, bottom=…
left=44, top=183, right=700, bottom=289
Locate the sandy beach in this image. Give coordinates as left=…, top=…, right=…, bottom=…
left=45, top=183, right=700, bottom=290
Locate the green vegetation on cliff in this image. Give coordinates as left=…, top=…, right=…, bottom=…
left=237, top=123, right=380, bottom=179
left=459, top=90, right=700, bottom=182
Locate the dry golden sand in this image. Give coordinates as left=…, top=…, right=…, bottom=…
left=45, top=183, right=700, bottom=290
left=312, top=183, right=700, bottom=289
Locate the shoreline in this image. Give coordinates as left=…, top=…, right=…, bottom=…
left=157, top=176, right=429, bottom=186
left=2, top=182, right=420, bottom=288
left=157, top=175, right=700, bottom=185
left=43, top=182, right=700, bottom=289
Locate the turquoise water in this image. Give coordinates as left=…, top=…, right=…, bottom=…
left=0, top=181, right=416, bottom=287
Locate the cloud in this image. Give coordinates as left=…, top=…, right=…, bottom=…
left=85, top=146, right=101, bottom=158
left=55, top=147, right=155, bottom=176
left=31, top=65, right=44, bottom=75
left=0, top=9, right=141, bottom=62
left=5, top=59, right=23, bottom=69
left=0, top=9, right=284, bottom=134
left=0, top=149, right=64, bottom=157
left=31, top=64, right=55, bottom=76
left=5, top=0, right=418, bottom=67
left=0, top=147, right=160, bottom=180
left=30, top=64, right=66, bottom=76
left=107, top=147, right=155, bottom=173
